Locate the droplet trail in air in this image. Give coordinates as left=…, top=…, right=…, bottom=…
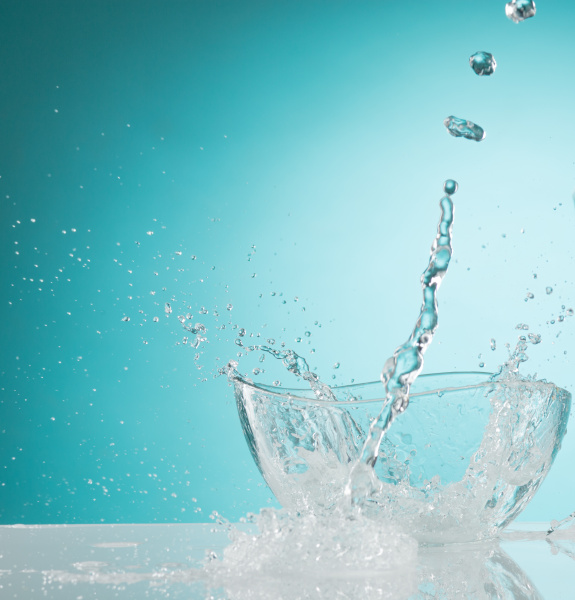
left=469, top=51, right=497, bottom=76
left=444, top=116, right=485, bottom=142
left=506, top=0, right=536, bottom=23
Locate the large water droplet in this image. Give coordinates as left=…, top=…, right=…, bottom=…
left=444, top=116, right=485, bottom=142
left=469, top=51, right=497, bottom=76
left=506, top=0, right=536, bottom=23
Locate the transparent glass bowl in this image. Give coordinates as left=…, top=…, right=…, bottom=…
left=233, top=372, right=571, bottom=543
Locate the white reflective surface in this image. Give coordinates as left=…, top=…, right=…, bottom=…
left=1, top=523, right=574, bottom=599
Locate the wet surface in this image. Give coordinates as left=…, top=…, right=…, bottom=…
left=1, top=523, right=575, bottom=599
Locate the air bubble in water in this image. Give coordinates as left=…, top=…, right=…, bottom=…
left=515, top=323, right=529, bottom=330
left=469, top=51, right=497, bottom=76
left=506, top=0, right=536, bottom=23
left=444, top=116, right=485, bottom=142
left=546, top=287, right=553, bottom=295
left=121, top=316, right=130, bottom=322
left=226, top=304, right=233, bottom=311
left=490, top=338, right=496, bottom=351
left=165, top=302, right=172, bottom=315
left=153, top=316, right=159, bottom=322
left=443, top=179, right=458, bottom=195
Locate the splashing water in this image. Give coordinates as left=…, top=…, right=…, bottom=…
left=469, top=51, right=497, bottom=76
left=344, top=183, right=456, bottom=504
left=506, top=0, right=536, bottom=23
left=444, top=116, right=486, bottom=141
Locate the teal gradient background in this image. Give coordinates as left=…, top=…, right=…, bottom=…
left=1, top=0, right=574, bottom=523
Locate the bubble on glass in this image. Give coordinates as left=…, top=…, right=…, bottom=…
left=443, top=180, right=458, bottom=196
left=469, top=51, right=497, bottom=76
left=546, top=287, right=553, bottom=295
left=443, top=116, right=485, bottom=142
left=505, top=0, right=536, bottom=23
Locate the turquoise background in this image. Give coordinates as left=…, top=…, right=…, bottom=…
left=1, top=0, right=574, bottom=523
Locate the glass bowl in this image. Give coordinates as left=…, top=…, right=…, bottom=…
left=233, top=371, right=571, bottom=543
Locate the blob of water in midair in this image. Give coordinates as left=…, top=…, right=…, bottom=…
left=469, top=51, right=497, bottom=76
left=444, top=179, right=458, bottom=195
left=505, top=0, right=536, bottom=23
left=444, top=116, right=486, bottom=142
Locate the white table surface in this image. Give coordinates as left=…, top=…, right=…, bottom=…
left=1, top=522, right=574, bottom=599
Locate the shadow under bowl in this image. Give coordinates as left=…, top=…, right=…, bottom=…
left=233, top=371, right=571, bottom=543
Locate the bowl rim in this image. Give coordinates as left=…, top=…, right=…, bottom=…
left=231, top=370, right=566, bottom=406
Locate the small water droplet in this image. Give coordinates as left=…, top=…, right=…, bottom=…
left=443, top=179, right=458, bottom=195
left=506, top=0, right=536, bottom=23
left=469, top=51, right=497, bottom=76
left=444, top=116, right=485, bottom=142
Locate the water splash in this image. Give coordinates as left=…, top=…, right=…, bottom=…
left=346, top=182, right=456, bottom=500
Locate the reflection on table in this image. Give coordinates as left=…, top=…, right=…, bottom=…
left=1, top=523, right=574, bottom=599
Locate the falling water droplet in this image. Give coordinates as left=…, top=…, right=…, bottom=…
left=505, top=0, right=536, bottom=23
left=443, top=179, right=458, bottom=195
left=469, top=51, right=497, bottom=76
left=444, top=116, right=485, bottom=142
